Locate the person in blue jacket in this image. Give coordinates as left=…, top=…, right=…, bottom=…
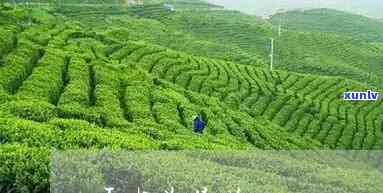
left=193, top=115, right=206, bottom=134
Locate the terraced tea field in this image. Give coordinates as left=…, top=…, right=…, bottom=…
left=130, top=42, right=383, bottom=150
left=0, top=1, right=382, bottom=193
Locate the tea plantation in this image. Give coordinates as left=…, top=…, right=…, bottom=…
left=0, top=1, right=382, bottom=192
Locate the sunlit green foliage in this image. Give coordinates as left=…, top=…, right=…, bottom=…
left=0, top=2, right=382, bottom=193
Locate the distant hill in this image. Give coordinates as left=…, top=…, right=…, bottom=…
left=145, top=0, right=224, bottom=9
left=270, top=8, right=383, bottom=42
left=274, top=31, right=383, bottom=85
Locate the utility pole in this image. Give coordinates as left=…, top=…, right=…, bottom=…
left=270, top=38, right=274, bottom=71
left=26, top=0, right=32, bottom=26
left=278, top=13, right=282, bottom=37
left=276, top=8, right=284, bottom=37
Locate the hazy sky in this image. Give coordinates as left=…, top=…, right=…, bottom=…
left=206, top=0, right=383, bottom=18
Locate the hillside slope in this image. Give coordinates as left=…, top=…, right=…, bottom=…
left=274, top=31, right=383, bottom=86
left=0, top=3, right=382, bottom=193
left=270, top=8, right=383, bottom=42
left=120, top=5, right=383, bottom=86
left=53, top=4, right=383, bottom=87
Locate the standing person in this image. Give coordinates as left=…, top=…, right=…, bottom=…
left=193, top=115, right=205, bottom=134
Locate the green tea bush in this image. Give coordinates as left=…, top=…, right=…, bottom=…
left=3, top=99, right=57, bottom=122
left=62, top=126, right=159, bottom=150
left=0, top=39, right=43, bottom=93
left=16, top=48, right=67, bottom=104
left=109, top=42, right=147, bottom=62
left=58, top=56, right=90, bottom=106
left=57, top=105, right=104, bottom=126
left=0, top=117, right=61, bottom=147
left=21, top=24, right=52, bottom=46
left=0, top=85, right=9, bottom=104
left=50, top=28, right=79, bottom=48
left=0, top=144, right=50, bottom=193
left=124, top=42, right=165, bottom=63
left=55, top=4, right=126, bottom=17
left=125, top=85, right=155, bottom=122
left=0, top=26, right=16, bottom=57
left=0, top=116, right=158, bottom=149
